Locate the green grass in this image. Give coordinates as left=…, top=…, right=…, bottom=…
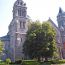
left=22, top=60, right=40, bottom=65
left=50, top=59, right=65, bottom=64
left=40, top=62, right=51, bottom=65
left=22, top=60, right=65, bottom=65
left=0, top=59, right=65, bottom=65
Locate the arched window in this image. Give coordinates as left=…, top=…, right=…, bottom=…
left=20, top=21, right=26, bottom=29
left=20, top=2, right=22, bottom=5
left=22, top=9, right=26, bottom=17
left=18, top=8, right=22, bottom=16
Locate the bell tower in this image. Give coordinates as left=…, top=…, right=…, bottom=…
left=9, top=0, right=28, bottom=61
left=57, top=7, right=65, bottom=58
left=57, top=8, right=65, bottom=29
left=13, top=0, right=27, bottom=18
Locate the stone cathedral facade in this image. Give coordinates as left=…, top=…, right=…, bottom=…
left=0, top=0, right=29, bottom=61
left=0, top=0, right=65, bottom=62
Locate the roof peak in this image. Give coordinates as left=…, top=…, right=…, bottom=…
left=59, top=7, right=63, bottom=14
left=14, top=0, right=26, bottom=7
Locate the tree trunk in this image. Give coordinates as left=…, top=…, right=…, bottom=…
left=45, top=57, right=48, bottom=61
left=38, top=57, right=40, bottom=61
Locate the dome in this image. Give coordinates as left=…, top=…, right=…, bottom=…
left=14, top=0, right=26, bottom=7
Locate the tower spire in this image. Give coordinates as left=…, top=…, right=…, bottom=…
left=59, top=7, right=63, bottom=14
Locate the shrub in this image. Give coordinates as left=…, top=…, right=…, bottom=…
left=6, top=58, right=11, bottom=65
left=50, top=59, right=65, bottom=64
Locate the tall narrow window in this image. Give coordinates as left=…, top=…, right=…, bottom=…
left=20, top=21, right=22, bottom=28
left=23, top=22, right=26, bottom=29
left=18, top=8, right=22, bottom=16
left=22, top=9, right=26, bottom=17
left=20, top=2, right=22, bottom=5
left=21, top=38, right=22, bottom=42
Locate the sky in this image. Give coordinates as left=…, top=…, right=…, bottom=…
left=0, top=0, right=65, bottom=37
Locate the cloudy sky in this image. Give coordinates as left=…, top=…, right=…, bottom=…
left=0, top=0, right=65, bottom=37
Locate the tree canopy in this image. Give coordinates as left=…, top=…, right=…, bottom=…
left=23, top=21, right=57, bottom=61
left=0, top=40, right=4, bottom=53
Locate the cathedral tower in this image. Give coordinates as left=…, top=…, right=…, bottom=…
left=8, top=0, right=28, bottom=61
left=57, top=8, right=65, bottom=58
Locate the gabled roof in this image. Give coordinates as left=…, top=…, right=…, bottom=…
left=48, top=18, right=60, bottom=35
left=48, top=18, right=62, bottom=43
left=48, top=18, right=59, bottom=29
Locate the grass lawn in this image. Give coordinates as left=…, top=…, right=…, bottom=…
left=22, top=60, right=65, bottom=65
left=0, top=60, right=65, bottom=65
left=22, top=60, right=52, bottom=65
left=41, top=63, right=51, bottom=65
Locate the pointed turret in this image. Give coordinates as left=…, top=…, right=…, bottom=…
left=57, top=7, right=65, bottom=28
left=14, top=0, right=26, bottom=7
left=59, top=7, right=63, bottom=14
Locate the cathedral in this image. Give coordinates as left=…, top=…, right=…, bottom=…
left=0, top=0, right=29, bottom=61
left=0, top=0, right=65, bottom=62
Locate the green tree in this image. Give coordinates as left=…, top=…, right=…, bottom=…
left=41, top=22, right=57, bottom=61
left=23, top=21, right=57, bottom=61
left=0, top=40, right=4, bottom=59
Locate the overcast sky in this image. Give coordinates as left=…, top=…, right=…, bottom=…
left=0, top=0, right=65, bottom=37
